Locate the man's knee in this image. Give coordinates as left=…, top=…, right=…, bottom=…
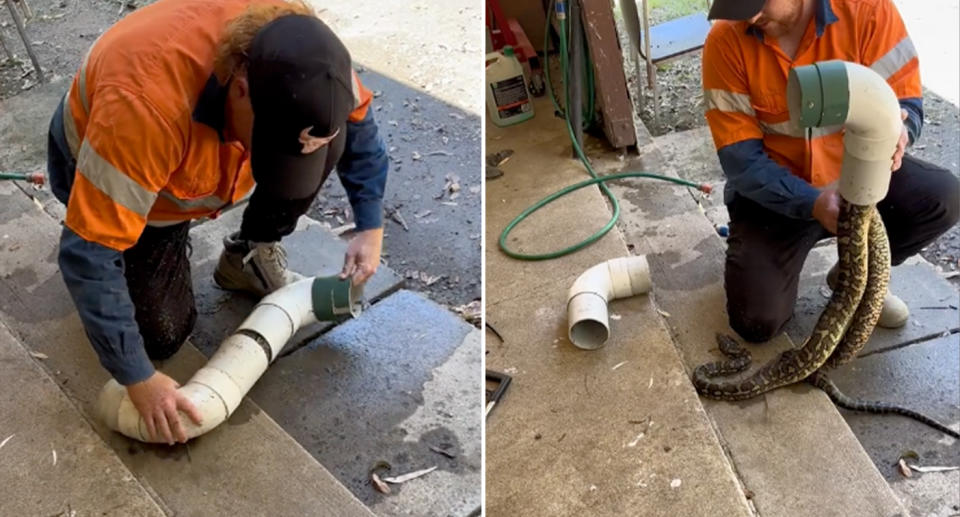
left=139, top=305, right=197, bottom=361
left=937, top=172, right=960, bottom=229
left=728, top=309, right=787, bottom=343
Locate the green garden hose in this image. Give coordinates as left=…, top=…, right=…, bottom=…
left=497, top=0, right=710, bottom=261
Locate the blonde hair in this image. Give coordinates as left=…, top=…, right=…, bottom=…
left=214, top=1, right=315, bottom=82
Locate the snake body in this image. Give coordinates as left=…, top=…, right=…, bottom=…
left=693, top=201, right=871, bottom=400
left=825, top=209, right=890, bottom=368
left=807, top=371, right=960, bottom=438
left=693, top=201, right=959, bottom=438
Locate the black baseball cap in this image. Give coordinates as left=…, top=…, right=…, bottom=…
left=247, top=15, right=355, bottom=199
left=707, top=0, right=766, bottom=20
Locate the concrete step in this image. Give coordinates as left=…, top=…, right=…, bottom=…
left=0, top=320, right=165, bottom=517
left=189, top=211, right=481, bottom=515
left=0, top=180, right=373, bottom=516
left=187, top=207, right=404, bottom=359
left=792, top=246, right=959, bottom=515
left=611, top=126, right=910, bottom=515
left=484, top=98, right=754, bottom=517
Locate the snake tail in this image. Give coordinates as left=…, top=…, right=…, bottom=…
left=807, top=371, right=960, bottom=439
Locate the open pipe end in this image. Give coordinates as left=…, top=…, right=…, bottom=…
left=311, top=275, right=363, bottom=321
left=569, top=318, right=610, bottom=350
left=567, top=291, right=611, bottom=349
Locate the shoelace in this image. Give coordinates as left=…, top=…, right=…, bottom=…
left=242, top=242, right=289, bottom=276
left=262, top=243, right=289, bottom=272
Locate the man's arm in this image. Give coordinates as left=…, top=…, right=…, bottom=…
left=59, top=85, right=199, bottom=443
left=717, top=139, right=823, bottom=219
left=336, top=107, right=388, bottom=285
left=702, top=25, right=820, bottom=219
left=59, top=226, right=153, bottom=384
left=900, top=97, right=922, bottom=145
left=337, top=108, right=388, bottom=231
left=860, top=0, right=924, bottom=145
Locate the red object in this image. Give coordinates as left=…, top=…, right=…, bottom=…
left=25, top=172, right=45, bottom=186
left=486, top=0, right=537, bottom=66
left=700, top=183, right=713, bottom=194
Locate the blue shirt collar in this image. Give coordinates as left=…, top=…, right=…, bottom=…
left=746, top=0, right=838, bottom=41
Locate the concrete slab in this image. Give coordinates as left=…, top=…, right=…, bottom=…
left=0, top=181, right=374, bottom=517
left=246, top=290, right=482, bottom=516
left=653, top=126, right=723, bottom=186
left=188, top=207, right=405, bottom=358
left=485, top=280, right=754, bottom=515
left=608, top=139, right=909, bottom=515
left=789, top=246, right=960, bottom=356
left=0, top=79, right=69, bottom=222
left=485, top=103, right=752, bottom=516
left=485, top=284, right=753, bottom=517
left=485, top=97, right=649, bottom=307
left=829, top=334, right=959, bottom=517
left=0, top=321, right=165, bottom=517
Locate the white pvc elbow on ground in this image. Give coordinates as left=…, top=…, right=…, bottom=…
left=97, top=276, right=361, bottom=443
left=567, top=255, right=651, bottom=350
left=787, top=61, right=901, bottom=205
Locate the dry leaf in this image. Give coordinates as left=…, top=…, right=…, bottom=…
left=452, top=300, right=481, bottom=324
left=383, top=466, right=437, bottom=484
left=908, top=464, right=960, bottom=473
left=428, top=445, right=457, bottom=459
left=29, top=351, right=48, bottom=360
left=371, top=472, right=391, bottom=494
left=898, top=458, right=912, bottom=477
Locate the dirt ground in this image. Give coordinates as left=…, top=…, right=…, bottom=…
left=0, top=0, right=482, bottom=309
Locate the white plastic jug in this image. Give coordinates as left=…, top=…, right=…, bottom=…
left=486, top=46, right=534, bottom=127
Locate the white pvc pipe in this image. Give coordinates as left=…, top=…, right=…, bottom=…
left=836, top=62, right=902, bottom=205
left=567, top=255, right=651, bottom=350
left=97, top=277, right=332, bottom=442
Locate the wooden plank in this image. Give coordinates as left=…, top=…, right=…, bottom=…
left=581, top=0, right=637, bottom=148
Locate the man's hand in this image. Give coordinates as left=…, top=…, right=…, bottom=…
left=339, top=227, right=383, bottom=286
left=813, top=189, right=840, bottom=234
left=127, top=371, right=202, bottom=444
left=892, top=108, right=908, bottom=172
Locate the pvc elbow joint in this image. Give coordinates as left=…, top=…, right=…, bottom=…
left=787, top=60, right=901, bottom=205
left=97, top=275, right=362, bottom=443
left=567, top=255, right=651, bottom=350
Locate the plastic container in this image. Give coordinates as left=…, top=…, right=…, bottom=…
left=486, top=46, right=534, bottom=127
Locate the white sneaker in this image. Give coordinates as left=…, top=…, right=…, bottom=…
left=213, top=232, right=304, bottom=297
left=826, top=263, right=908, bottom=329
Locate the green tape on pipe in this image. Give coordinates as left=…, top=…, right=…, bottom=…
left=789, top=61, right=849, bottom=128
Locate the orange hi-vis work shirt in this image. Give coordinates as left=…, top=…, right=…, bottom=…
left=61, top=0, right=372, bottom=251
left=702, top=0, right=921, bottom=189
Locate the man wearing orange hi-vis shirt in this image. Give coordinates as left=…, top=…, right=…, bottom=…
left=702, top=0, right=959, bottom=343
left=47, top=0, right=388, bottom=444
